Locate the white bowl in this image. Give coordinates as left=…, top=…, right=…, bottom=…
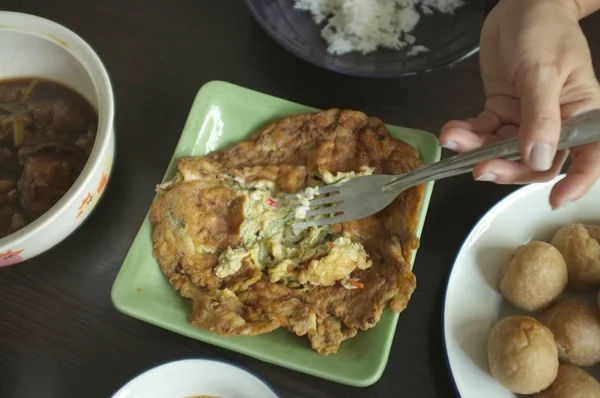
left=444, top=175, right=600, bottom=397
left=112, top=359, right=281, bottom=398
left=0, top=11, right=115, bottom=267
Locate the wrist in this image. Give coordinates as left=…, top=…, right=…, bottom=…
left=571, top=0, right=600, bottom=18
left=497, top=0, right=583, bottom=19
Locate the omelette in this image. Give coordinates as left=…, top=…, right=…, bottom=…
left=150, top=109, right=424, bottom=354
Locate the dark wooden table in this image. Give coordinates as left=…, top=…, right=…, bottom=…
left=1, top=1, right=599, bottom=397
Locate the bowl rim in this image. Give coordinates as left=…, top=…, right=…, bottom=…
left=0, top=11, right=115, bottom=250
left=243, top=0, right=482, bottom=78
left=110, top=358, right=282, bottom=398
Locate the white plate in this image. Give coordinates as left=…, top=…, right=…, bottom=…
left=444, top=175, right=600, bottom=397
left=112, top=359, right=280, bottom=398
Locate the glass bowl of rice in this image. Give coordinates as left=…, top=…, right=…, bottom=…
left=245, top=0, right=497, bottom=78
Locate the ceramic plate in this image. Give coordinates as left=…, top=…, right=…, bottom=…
left=111, top=80, right=441, bottom=387
left=245, top=0, right=496, bottom=78
left=444, top=176, right=600, bottom=397
left=112, top=359, right=280, bottom=398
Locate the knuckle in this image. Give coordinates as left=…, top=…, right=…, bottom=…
left=527, top=114, right=561, bottom=129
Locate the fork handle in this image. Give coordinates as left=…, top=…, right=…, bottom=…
left=383, top=109, right=600, bottom=192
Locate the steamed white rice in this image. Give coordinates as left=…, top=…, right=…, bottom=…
left=293, top=0, right=464, bottom=55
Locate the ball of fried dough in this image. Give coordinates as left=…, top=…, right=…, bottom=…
left=499, top=241, right=567, bottom=311
left=535, top=364, right=600, bottom=398
left=488, top=316, right=558, bottom=394
left=585, top=224, right=600, bottom=241
left=540, top=299, right=600, bottom=366
left=551, top=223, right=600, bottom=289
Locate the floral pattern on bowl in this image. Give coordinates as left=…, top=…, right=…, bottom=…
left=0, top=249, right=24, bottom=267
left=76, top=156, right=112, bottom=219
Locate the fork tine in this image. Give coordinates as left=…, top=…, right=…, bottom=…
left=292, top=214, right=348, bottom=229
left=313, top=184, right=341, bottom=195
left=305, top=195, right=341, bottom=207
left=305, top=204, right=344, bottom=218
left=285, top=184, right=342, bottom=200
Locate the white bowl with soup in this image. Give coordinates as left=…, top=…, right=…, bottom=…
left=0, top=12, right=115, bottom=267
left=112, top=359, right=280, bottom=398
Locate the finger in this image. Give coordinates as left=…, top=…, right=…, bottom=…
left=447, top=124, right=519, bottom=152
left=549, top=142, right=600, bottom=208
left=440, top=111, right=503, bottom=152
left=467, top=109, right=503, bottom=135
left=440, top=96, right=521, bottom=152
left=560, top=96, right=600, bottom=126
left=484, top=96, right=522, bottom=125
left=559, top=70, right=600, bottom=119
left=473, top=149, right=569, bottom=185
left=439, top=123, right=493, bottom=152
left=494, top=124, right=519, bottom=140
left=517, top=68, right=564, bottom=172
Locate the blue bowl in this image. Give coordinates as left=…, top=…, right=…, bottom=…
left=245, top=0, right=497, bottom=78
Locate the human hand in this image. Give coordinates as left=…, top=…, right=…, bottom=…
left=439, top=0, right=600, bottom=208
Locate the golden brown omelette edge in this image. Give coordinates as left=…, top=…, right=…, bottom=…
left=150, top=109, right=425, bottom=354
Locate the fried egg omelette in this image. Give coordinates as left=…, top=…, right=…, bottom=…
left=150, top=109, right=425, bottom=354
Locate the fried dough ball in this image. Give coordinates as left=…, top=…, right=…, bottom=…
left=488, top=316, right=559, bottom=394
left=535, top=364, right=600, bottom=398
left=551, top=223, right=600, bottom=289
left=540, top=299, right=600, bottom=367
left=499, top=241, right=567, bottom=311
left=585, top=224, right=600, bottom=241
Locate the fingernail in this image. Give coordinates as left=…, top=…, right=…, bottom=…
left=476, top=172, right=497, bottom=182
left=442, top=141, right=458, bottom=151
left=530, top=143, right=554, bottom=171
left=557, top=201, right=572, bottom=209
left=555, top=199, right=575, bottom=210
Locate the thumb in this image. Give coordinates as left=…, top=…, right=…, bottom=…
left=517, top=69, right=563, bottom=172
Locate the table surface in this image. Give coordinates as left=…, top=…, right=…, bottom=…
left=1, top=2, right=599, bottom=398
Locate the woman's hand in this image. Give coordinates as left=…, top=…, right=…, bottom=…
left=439, top=0, right=600, bottom=208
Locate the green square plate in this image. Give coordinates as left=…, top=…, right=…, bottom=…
left=111, top=81, right=441, bottom=387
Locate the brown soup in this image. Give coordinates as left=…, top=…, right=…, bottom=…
left=187, top=396, right=222, bottom=398
left=0, top=78, right=98, bottom=239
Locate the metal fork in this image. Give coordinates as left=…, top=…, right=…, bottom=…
left=289, top=109, right=600, bottom=229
